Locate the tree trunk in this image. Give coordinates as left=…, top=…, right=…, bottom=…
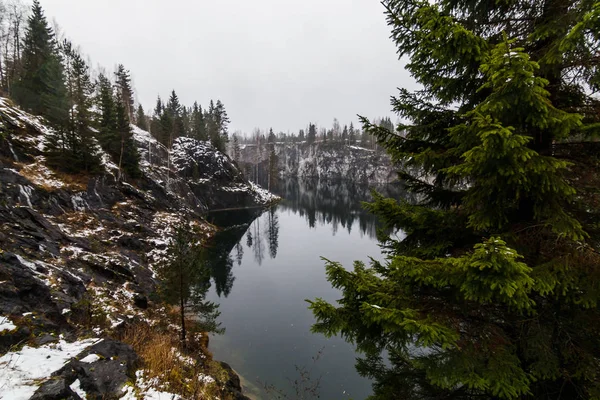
left=118, top=134, right=125, bottom=181
left=179, top=265, right=186, bottom=348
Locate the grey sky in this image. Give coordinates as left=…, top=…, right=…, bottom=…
left=41, top=0, right=417, bottom=134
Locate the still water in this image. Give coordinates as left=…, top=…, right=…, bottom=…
left=205, top=179, right=404, bottom=399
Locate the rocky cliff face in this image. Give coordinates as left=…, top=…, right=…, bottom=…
left=239, top=142, right=397, bottom=184
left=0, top=97, right=273, bottom=399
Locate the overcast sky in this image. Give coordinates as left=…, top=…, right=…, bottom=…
left=40, top=0, right=417, bottom=134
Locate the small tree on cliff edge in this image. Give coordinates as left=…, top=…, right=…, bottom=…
left=309, top=0, right=600, bottom=399
left=156, top=223, right=223, bottom=347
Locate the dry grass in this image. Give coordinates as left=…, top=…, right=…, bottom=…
left=18, top=160, right=89, bottom=192
left=117, top=311, right=222, bottom=399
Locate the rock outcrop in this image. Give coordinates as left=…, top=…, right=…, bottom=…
left=0, top=97, right=275, bottom=399
left=239, top=141, right=397, bottom=183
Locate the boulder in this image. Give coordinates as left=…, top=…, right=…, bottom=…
left=30, top=377, right=81, bottom=400
left=56, top=339, right=139, bottom=400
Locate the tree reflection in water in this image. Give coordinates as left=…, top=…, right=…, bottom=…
left=205, top=178, right=407, bottom=299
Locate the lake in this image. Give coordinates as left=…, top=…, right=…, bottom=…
left=205, top=179, right=404, bottom=399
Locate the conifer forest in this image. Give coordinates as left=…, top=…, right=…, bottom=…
left=0, top=1, right=599, bottom=399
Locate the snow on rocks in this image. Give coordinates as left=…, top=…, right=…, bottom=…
left=79, top=353, right=101, bottom=363
left=249, top=181, right=280, bottom=204
left=18, top=156, right=67, bottom=190
left=0, top=98, right=54, bottom=152
left=71, top=193, right=90, bottom=212
left=121, top=370, right=182, bottom=400
left=69, top=379, right=87, bottom=398
left=0, top=338, right=100, bottom=400
left=0, top=316, right=16, bottom=333
left=347, top=145, right=374, bottom=152
left=172, top=136, right=231, bottom=175
left=18, top=184, right=34, bottom=208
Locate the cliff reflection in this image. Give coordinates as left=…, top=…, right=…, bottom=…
left=206, top=178, right=407, bottom=298
left=272, top=178, right=405, bottom=239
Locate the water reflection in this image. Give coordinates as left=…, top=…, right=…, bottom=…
left=271, top=178, right=404, bottom=239
left=206, top=178, right=405, bottom=290
left=204, top=178, right=405, bottom=399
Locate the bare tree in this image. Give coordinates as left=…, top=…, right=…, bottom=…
left=0, top=0, right=27, bottom=93
left=0, top=0, right=7, bottom=92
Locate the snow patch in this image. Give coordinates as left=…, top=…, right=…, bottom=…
left=71, top=194, right=90, bottom=212
left=79, top=354, right=101, bottom=363
left=0, top=338, right=100, bottom=400
left=18, top=185, right=33, bottom=208
left=70, top=379, right=87, bottom=399
left=8, top=141, right=19, bottom=161
left=0, top=316, right=16, bottom=333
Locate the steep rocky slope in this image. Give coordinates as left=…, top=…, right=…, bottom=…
left=0, top=97, right=276, bottom=399
left=239, top=141, right=397, bottom=183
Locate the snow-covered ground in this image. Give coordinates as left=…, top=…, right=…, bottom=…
left=0, top=338, right=100, bottom=400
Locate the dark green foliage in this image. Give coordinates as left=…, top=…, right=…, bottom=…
left=348, top=122, right=356, bottom=145
left=156, top=223, right=224, bottom=344
left=96, top=74, right=118, bottom=152
left=267, top=128, right=278, bottom=191
left=309, top=1, right=600, bottom=399
left=181, top=106, right=190, bottom=137
left=135, top=104, right=148, bottom=131
left=165, top=90, right=185, bottom=147
left=307, top=123, right=317, bottom=144
left=12, top=1, right=68, bottom=127
left=114, top=96, right=141, bottom=179
left=214, top=99, right=229, bottom=145
left=45, top=41, right=100, bottom=173
left=149, top=96, right=163, bottom=140
left=232, top=133, right=241, bottom=162
left=266, top=128, right=275, bottom=145
left=206, top=99, right=230, bottom=152
left=158, top=105, right=172, bottom=147
left=95, top=72, right=140, bottom=179
left=152, top=89, right=185, bottom=148
left=114, top=64, right=134, bottom=121
left=191, top=101, right=207, bottom=141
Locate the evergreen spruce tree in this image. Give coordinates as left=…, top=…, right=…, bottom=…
left=165, top=89, right=184, bottom=147
left=95, top=73, right=140, bottom=179
left=215, top=100, right=230, bottom=144
left=44, top=41, right=99, bottom=173
left=181, top=105, right=190, bottom=137
left=267, top=128, right=278, bottom=190
left=114, top=94, right=141, bottom=179
left=191, top=101, right=207, bottom=141
left=13, top=0, right=68, bottom=127
left=154, top=96, right=163, bottom=117
left=342, top=125, right=348, bottom=144
left=114, top=64, right=134, bottom=121
left=232, top=133, right=241, bottom=162
left=156, top=223, right=223, bottom=347
left=207, top=99, right=230, bottom=152
left=348, top=122, right=356, bottom=145
left=206, top=100, right=220, bottom=150
left=159, top=107, right=173, bottom=148
left=135, top=104, right=148, bottom=131
left=309, top=1, right=600, bottom=399
left=65, top=51, right=100, bottom=172
left=267, top=127, right=276, bottom=144
left=307, top=123, right=317, bottom=144
left=150, top=96, right=164, bottom=142
left=96, top=73, right=119, bottom=158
